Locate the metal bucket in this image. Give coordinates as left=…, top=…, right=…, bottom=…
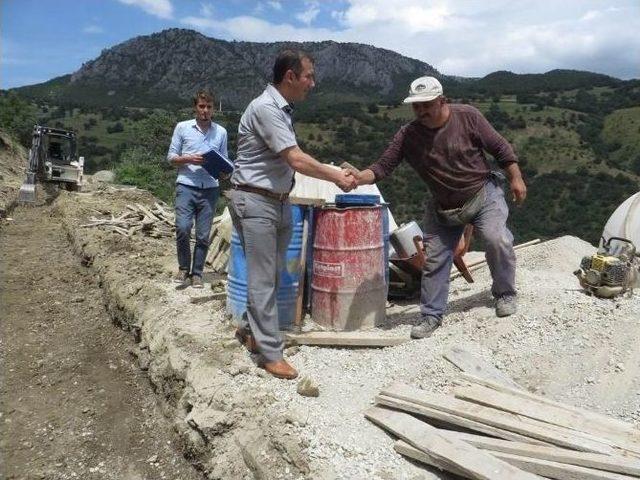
left=227, top=204, right=305, bottom=330
left=390, top=221, right=423, bottom=258
left=311, top=205, right=386, bottom=330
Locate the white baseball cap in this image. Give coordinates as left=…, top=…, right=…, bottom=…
left=403, top=76, right=443, bottom=104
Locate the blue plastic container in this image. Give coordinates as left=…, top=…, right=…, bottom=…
left=227, top=205, right=306, bottom=330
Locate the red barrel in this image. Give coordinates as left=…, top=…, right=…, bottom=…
left=311, top=206, right=386, bottom=330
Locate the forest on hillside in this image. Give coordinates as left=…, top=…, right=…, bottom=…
left=1, top=77, right=639, bottom=245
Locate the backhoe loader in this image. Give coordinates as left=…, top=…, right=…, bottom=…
left=18, top=125, right=84, bottom=203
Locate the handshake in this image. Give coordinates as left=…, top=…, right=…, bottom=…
left=335, top=161, right=363, bottom=192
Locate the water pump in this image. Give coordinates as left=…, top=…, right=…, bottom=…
left=574, top=237, right=639, bottom=298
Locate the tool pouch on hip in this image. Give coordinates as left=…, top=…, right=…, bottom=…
left=435, top=184, right=486, bottom=226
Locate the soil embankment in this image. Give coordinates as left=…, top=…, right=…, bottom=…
left=0, top=131, right=28, bottom=217
left=0, top=201, right=203, bottom=480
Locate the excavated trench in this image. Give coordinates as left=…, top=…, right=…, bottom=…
left=0, top=200, right=204, bottom=480
left=1, top=185, right=308, bottom=480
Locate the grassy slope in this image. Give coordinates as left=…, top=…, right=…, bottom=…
left=602, top=106, right=640, bottom=170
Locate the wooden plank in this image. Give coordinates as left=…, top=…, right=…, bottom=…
left=451, top=239, right=541, bottom=279
left=458, top=373, right=640, bottom=443
left=439, top=430, right=640, bottom=477
left=294, top=215, right=309, bottom=329
left=396, top=441, right=635, bottom=480
left=394, top=440, right=468, bottom=477
left=364, top=406, right=543, bottom=480
left=491, top=452, right=637, bottom=480
left=443, top=346, right=522, bottom=389
left=454, top=384, right=640, bottom=457
left=285, top=332, right=409, bottom=348
left=380, top=383, right=616, bottom=454
left=289, top=196, right=326, bottom=206
left=376, top=395, right=550, bottom=445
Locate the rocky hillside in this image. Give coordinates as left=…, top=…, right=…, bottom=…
left=20, top=29, right=439, bottom=108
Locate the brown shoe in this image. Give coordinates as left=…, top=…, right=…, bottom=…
left=263, top=360, right=298, bottom=380
left=235, top=328, right=259, bottom=354
left=172, top=269, right=190, bottom=284
left=191, top=274, right=204, bottom=289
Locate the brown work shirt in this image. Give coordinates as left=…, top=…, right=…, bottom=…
left=368, top=104, right=517, bottom=209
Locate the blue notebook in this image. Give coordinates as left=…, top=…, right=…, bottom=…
left=202, top=148, right=234, bottom=178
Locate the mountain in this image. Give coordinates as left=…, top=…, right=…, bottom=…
left=15, top=28, right=439, bottom=109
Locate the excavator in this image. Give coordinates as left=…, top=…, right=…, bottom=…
left=18, top=125, right=84, bottom=203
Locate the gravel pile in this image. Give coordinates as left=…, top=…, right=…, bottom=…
left=56, top=186, right=639, bottom=480
left=231, top=235, right=640, bottom=479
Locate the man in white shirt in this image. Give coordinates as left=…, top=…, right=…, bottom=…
left=167, top=90, right=228, bottom=288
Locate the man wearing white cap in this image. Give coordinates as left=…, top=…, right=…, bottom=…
left=354, top=76, right=527, bottom=338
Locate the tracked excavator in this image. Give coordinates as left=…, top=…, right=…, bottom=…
left=18, top=125, right=84, bottom=203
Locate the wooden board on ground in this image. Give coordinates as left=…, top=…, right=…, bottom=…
left=394, top=440, right=468, bottom=478
left=491, top=452, right=638, bottom=480
left=364, top=407, right=542, bottom=480
left=380, top=383, right=616, bottom=454
left=438, top=430, right=640, bottom=477
left=376, top=395, right=550, bottom=446
left=285, top=332, right=409, bottom=348
left=443, top=346, right=522, bottom=389
left=396, top=441, right=635, bottom=480
left=458, top=373, right=640, bottom=446
left=454, top=384, right=640, bottom=456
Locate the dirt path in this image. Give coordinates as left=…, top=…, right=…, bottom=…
left=0, top=203, right=202, bottom=480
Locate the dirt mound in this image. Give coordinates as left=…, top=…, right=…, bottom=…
left=0, top=130, right=28, bottom=216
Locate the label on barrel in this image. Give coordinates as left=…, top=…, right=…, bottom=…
left=313, top=261, right=343, bottom=278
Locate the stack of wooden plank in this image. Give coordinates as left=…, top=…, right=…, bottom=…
left=366, top=374, right=640, bottom=479
left=79, top=202, right=174, bottom=238
left=205, top=209, right=232, bottom=272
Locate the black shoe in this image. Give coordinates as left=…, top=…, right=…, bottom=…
left=410, top=316, right=441, bottom=339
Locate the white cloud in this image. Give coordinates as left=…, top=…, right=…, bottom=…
left=268, top=1, right=282, bottom=10
left=117, top=0, right=173, bottom=19
left=296, top=1, right=320, bottom=26
left=182, top=0, right=640, bottom=79
left=83, top=25, right=105, bottom=34
left=181, top=15, right=335, bottom=42
left=200, top=3, right=214, bottom=18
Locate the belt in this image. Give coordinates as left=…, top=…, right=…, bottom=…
left=233, top=184, right=289, bottom=201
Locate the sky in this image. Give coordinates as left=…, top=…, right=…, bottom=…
left=2, top=0, right=639, bottom=89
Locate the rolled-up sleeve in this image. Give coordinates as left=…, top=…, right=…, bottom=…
left=253, top=104, right=297, bottom=154
left=367, top=125, right=408, bottom=181
left=167, top=124, right=182, bottom=162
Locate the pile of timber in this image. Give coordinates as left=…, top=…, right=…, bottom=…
left=79, top=202, right=174, bottom=238
left=366, top=374, right=640, bottom=479
left=206, top=209, right=232, bottom=272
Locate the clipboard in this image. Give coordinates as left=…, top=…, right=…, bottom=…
left=202, top=148, right=234, bottom=179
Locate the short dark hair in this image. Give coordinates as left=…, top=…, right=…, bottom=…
left=273, top=49, right=314, bottom=85
left=193, top=90, right=215, bottom=106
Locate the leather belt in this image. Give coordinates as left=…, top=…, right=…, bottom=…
left=233, top=184, right=289, bottom=201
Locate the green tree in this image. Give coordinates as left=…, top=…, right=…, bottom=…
left=114, top=111, right=180, bottom=203
left=0, top=92, right=37, bottom=146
